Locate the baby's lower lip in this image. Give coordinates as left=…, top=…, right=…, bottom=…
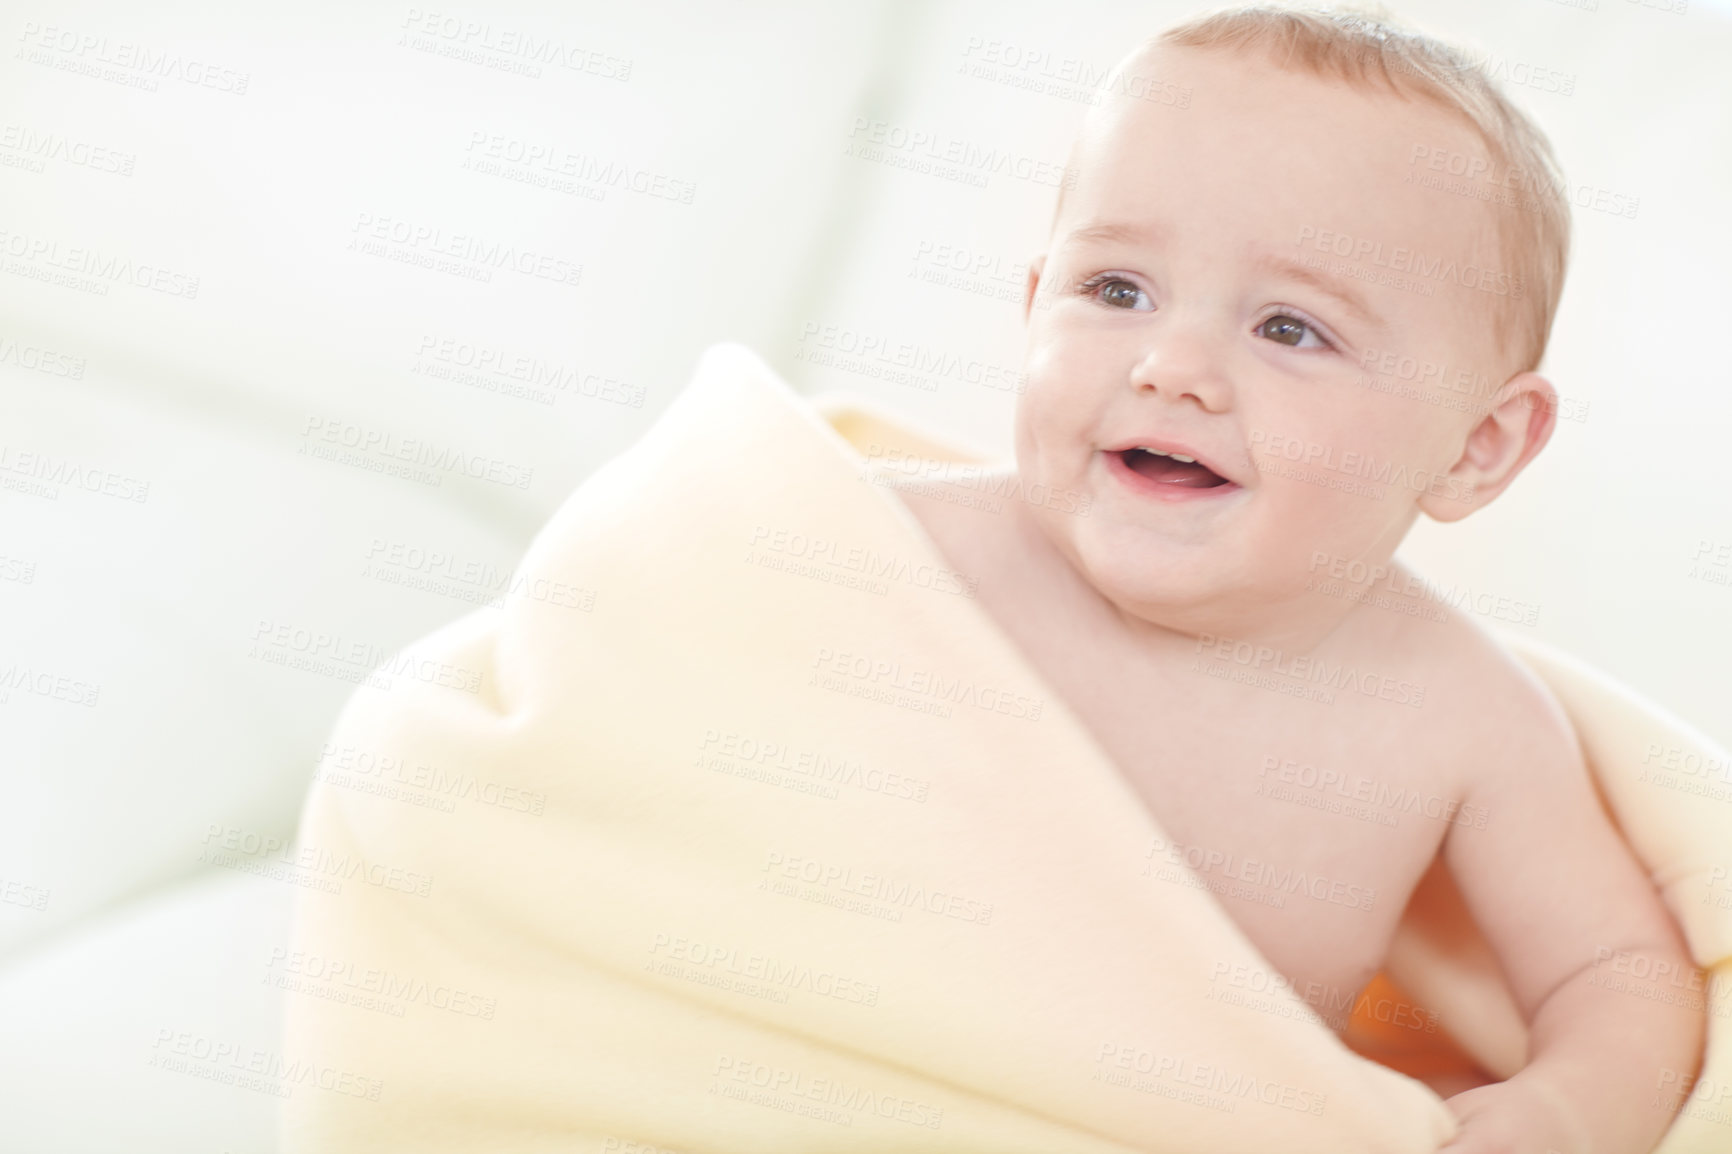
left=1103, top=449, right=1242, bottom=502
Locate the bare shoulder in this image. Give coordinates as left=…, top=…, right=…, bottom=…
left=1372, top=562, right=1584, bottom=792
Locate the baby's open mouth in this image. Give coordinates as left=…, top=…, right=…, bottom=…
left=1115, top=447, right=1231, bottom=488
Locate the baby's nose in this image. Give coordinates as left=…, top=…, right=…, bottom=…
left=1128, top=328, right=1234, bottom=412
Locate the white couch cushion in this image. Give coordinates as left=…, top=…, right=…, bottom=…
left=0, top=868, right=293, bottom=1152
left=0, top=0, right=899, bottom=960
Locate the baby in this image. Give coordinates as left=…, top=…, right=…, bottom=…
left=876, top=7, right=1706, bottom=1152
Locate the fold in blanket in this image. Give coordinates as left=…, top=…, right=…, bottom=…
left=282, top=342, right=1732, bottom=1152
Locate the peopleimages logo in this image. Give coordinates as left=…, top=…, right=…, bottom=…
left=16, top=22, right=251, bottom=94
left=1145, top=835, right=1377, bottom=912
left=0, top=443, right=149, bottom=502
left=1294, top=225, right=1524, bottom=298
left=809, top=646, right=1045, bottom=721
left=845, top=118, right=1077, bottom=189
left=1248, top=429, right=1476, bottom=504
left=1358, top=347, right=1501, bottom=401
left=398, top=8, right=633, bottom=80
left=709, top=1056, right=945, bottom=1129
left=1194, top=632, right=1426, bottom=708
left=749, top=524, right=979, bottom=598
left=300, top=416, right=534, bottom=490
left=796, top=322, right=1028, bottom=395
left=1094, top=1043, right=1328, bottom=1115
left=348, top=213, right=582, bottom=287
left=1257, top=755, right=1489, bottom=829
left=0, top=227, right=200, bottom=298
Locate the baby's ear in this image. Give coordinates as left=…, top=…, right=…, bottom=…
left=1023, top=254, right=1048, bottom=325
left=1419, top=372, right=1559, bottom=523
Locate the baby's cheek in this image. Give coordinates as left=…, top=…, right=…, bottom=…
left=1017, top=384, right=1084, bottom=474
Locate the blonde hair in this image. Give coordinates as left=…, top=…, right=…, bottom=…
left=1071, top=4, right=1572, bottom=376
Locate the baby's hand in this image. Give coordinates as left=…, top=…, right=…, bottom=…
left=1437, top=1079, right=1585, bottom=1154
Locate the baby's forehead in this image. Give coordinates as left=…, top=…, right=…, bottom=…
left=1058, top=48, right=1518, bottom=379
left=1069, top=59, right=1494, bottom=262
left=1067, top=67, right=1487, bottom=283
left=1093, top=41, right=1488, bottom=163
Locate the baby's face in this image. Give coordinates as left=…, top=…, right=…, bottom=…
left=1017, top=44, right=1518, bottom=637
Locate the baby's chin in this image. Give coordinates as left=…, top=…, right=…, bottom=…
left=1068, top=524, right=1355, bottom=637
left=1068, top=542, right=1262, bottom=633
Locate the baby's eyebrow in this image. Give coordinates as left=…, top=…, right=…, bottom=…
left=1251, top=252, right=1382, bottom=331
left=1064, top=219, right=1166, bottom=248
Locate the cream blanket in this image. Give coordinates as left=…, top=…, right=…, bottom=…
left=282, top=342, right=1732, bottom=1152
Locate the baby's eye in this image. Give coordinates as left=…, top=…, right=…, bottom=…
left=1256, top=312, right=1330, bottom=350
left=1078, top=274, right=1152, bottom=311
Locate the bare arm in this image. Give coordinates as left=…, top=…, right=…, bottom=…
left=1436, top=672, right=1707, bottom=1154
